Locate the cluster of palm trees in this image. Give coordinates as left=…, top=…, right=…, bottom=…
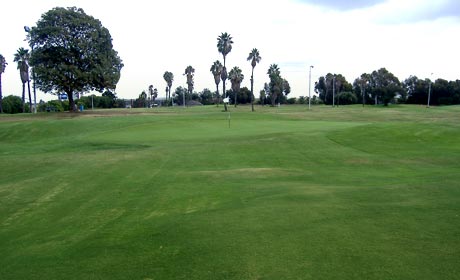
left=0, top=48, right=36, bottom=113
left=214, top=32, right=262, bottom=112
left=159, top=32, right=262, bottom=111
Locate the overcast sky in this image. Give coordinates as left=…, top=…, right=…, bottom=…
left=1, top=0, right=459, bottom=101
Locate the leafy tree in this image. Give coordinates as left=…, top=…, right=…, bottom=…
left=403, top=75, right=430, bottom=104
left=184, top=66, right=195, bottom=106
left=432, top=78, right=453, bottom=105
left=173, top=86, right=187, bottom=106
left=353, top=73, right=372, bottom=106
left=102, top=90, right=117, bottom=108
left=337, top=92, right=357, bottom=105
left=135, top=91, right=147, bottom=108
left=0, top=54, right=7, bottom=113
left=247, top=48, right=261, bottom=111
left=210, top=60, right=223, bottom=105
left=13, top=47, right=31, bottom=112
left=259, top=89, right=266, bottom=105
left=369, top=68, right=402, bottom=106
left=163, top=71, right=174, bottom=105
left=228, top=66, right=244, bottom=107
left=217, top=32, right=233, bottom=111
left=28, top=7, right=123, bottom=112
left=267, top=64, right=290, bottom=106
left=2, top=95, right=23, bottom=114
left=238, top=87, right=251, bottom=104
left=315, top=73, right=351, bottom=106
left=199, top=88, right=213, bottom=105
left=148, top=85, right=158, bottom=106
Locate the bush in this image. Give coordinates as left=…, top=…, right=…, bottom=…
left=287, top=97, right=297, bottom=104
left=2, top=95, right=23, bottom=114
left=337, top=92, right=357, bottom=105
left=38, top=100, right=66, bottom=112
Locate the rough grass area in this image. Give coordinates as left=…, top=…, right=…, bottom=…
left=1, top=105, right=459, bottom=279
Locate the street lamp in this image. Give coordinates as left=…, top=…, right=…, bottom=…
left=332, top=75, right=336, bottom=107
left=308, top=65, right=314, bottom=110
left=427, top=73, right=433, bottom=108
left=24, top=26, right=37, bottom=113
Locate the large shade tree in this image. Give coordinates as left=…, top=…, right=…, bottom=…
left=163, top=71, right=174, bottom=105
left=228, top=66, right=244, bottom=107
left=13, top=47, right=31, bottom=112
left=217, top=32, right=233, bottom=111
left=353, top=73, right=372, bottom=106
left=210, top=60, right=223, bottom=105
left=247, top=48, right=261, bottom=112
left=369, top=68, right=402, bottom=106
left=27, top=7, right=123, bottom=112
left=0, top=54, right=7, bottom=113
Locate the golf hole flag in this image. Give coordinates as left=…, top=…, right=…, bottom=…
left=223, top=97, right=230, bottom=104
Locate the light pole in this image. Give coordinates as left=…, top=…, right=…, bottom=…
left=332, top=75, right=336, bottom=107
left=24, top=26, right=37, bottom=113
left=427, top=73, right=433, bottom=108
left=308, top=65, right=314, bottom=110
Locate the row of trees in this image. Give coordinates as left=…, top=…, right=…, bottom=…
left=1, top=7, right=458, bottom=114
left=316, top=68, right=460, bottom=106
left=151, top=33, right=292, bottom=110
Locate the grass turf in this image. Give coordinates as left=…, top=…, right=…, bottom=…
left=0, top=105, right=459, bottom=279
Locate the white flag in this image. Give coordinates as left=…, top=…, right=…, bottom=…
left=223, top=97, right=230, bottom=103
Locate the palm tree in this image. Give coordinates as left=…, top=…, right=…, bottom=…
left=148, top=85, right=154, bottom=107
left=0, top=54, right=7, bottom=113
left=247, top=48, right=261, bottom=112
left=210, top=60, right=223, bottom=106
left=267, top=64, right=282, bottom=107
left=163, top=71, right=174, bottom=106
left=217, top=32, right=233, bottom=111
left=229, top=66, right=244, bottom=107
left=13, top=48, right=31, bottom=113
left=184, top=66, right=195, bottom=106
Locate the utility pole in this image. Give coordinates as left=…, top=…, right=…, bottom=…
left=308, top=65, right=314, bottom=110
left=427, top=73, right=433, bottom=108
left=332, top=75, right=336, bottom=107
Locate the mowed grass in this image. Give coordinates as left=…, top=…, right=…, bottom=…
left=0, top=105, right=459, bottom=279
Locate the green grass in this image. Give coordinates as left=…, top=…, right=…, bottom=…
left=1, top=105, right=459, bottom=279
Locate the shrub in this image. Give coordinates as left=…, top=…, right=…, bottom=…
left=2, top=95, right=23, bottom=114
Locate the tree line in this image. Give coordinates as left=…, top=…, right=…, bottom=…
left=315, top=68, right=460, bottom=106
left=1, top=7, right=459, bottom=114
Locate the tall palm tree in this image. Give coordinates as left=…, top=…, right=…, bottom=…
left=0, top=54, right=7, bottom=113
left=163, top=71, right=174, bottom=106
left=210, top=60, right=223, bottom=105
left=184, top=66, right=195, bottom=106
left=13, top=48, right=31, bottom=113
left=247, top=48, right=261, bottom=112
left=217, top=32, right=233, bottom=111
left=229, top=66, right=244, bottom=107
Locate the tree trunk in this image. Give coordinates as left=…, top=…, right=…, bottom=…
left=222, top=57, right=227, bottom=112
left=215, top=83, right=219, bottom=107
left=250, top=68, right=254, bottom=112
left=22, top=82, right=26, bottom=113
left=68, top=91, right=77, bottom=112
left=0, top=74, right=3, bottom=113
left=27, top=81, right=32, bottom=113
left=234, top=90, right=237, bottom=107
